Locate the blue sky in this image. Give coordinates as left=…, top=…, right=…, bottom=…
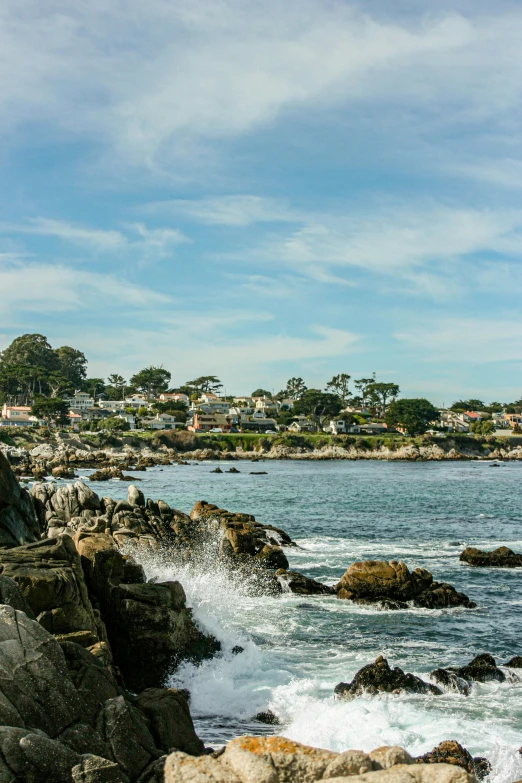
left=1, top=0, right=522, bottom=403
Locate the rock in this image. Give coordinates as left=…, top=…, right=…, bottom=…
left=0, top=573, right=36, bottom=618
left=72, top=754, right=130, bottom=783
left=96, top=696, right=162, bottom=782
left=0, top=725, right=81, bottom=783
left=254, top=544, right=289, bottom=570
left=128, top=485, right=145, bottom=507
left=334, top=655, right=442, bottom=698
left=228, top=467, right=240, bottom=473
left=460, top=546, right=522, bottom=567
left=135, top=687, right=205, bottom=755
left=211, top=467, right=223, bottom=473
left=335, top=560, right=475, bottom=609
left=276, top=569, right=335, bottom=595
left=0, top=534, right=100, bottom=640
left=253, top=710, right=280, bottom=725
left=451, top=653, right=506, bottom=683
left=505, top=655, right=522, bottom=667
left=60, top=641, right=119, bottom=726
left=416, top=740, right=491, bottom=780
left=430, top=669, right=470, bottom=695
left=0, top=604, right=82, bottom=735
left=164, top=737, right=473, bottom=783
left=0, top=450, right=42, bottom=548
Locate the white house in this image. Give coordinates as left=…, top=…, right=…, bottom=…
left=158, top=393, right=189, bottom=406
left=325, top=420, right=361, bottom=435
left=0, top=405, right=41, bottom=427
left=289, top=419, right=318, bottom=433
left=140, top=413, right=178, bottom=430
left=65, top=392, right=94, bottom=410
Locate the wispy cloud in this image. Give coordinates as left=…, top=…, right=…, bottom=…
left=149, top=195, right=301, bottom=226
left=2, top=2, right=522, bottom=169
left=0, top=218, right=188, bottom=257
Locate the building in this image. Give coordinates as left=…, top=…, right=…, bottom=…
left=190, top=399, right=230, bottom=415
left=504, top=413, right=522, bottom=428
left=288, top=419, right=318, bottom=433
left=359, top=422, right=388, bottom=435
left=325, top=420, right=361, bottom=435
left=64, top=392, right=95, bottom=410
left=188, top=412, right=233, bottom=432
left=241, top=417, right=278, bottom=433
left=0, top=405, right=41, bottom=427
left=158, top=393, right=189, bottom=406
left=140, top=413, right=178, bottom=430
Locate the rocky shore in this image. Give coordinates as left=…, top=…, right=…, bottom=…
left=2, top=430, right=522, bottom=482
left=0, top=449, right=520, bottom=781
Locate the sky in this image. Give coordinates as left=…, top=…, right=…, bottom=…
left=1, top=0, right=522, bottom=404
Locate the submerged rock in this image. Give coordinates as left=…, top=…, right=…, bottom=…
left=334, top=655, right=442, bottom=698
left=432, top=653, right=511, bottom=687
left=275, top=569, right=335, bottom=595
left=335, top=559, right=476, bottom=609
left=460, top=546, right=522, bottom=567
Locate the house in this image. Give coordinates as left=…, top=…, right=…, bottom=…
left=233, top=396, right=254, bottom=406
left=0, top=405, right=41, bottom=427
left=115, top=413, right=136, bottom=430
left=458, top=411, right=482, bottom=423
left=140, top=413, right=178, bottom=430
left=359, top=422, right=388, bottom=435
left=190, top=399, right=230, bottom=415
left=68, top=412, right=82, bottom=431
left=325, top=420, right=361, bottom=435
left=188, top=412, right=232, bottom=432
left=504, top=413, right=522, bottom=428
left=79, top=408, right=112, bottom=423
left=241, top=417, right=278, bottom=433
left=288, top=419, right=318, bottom=433
left=64, top=392, right=94, bottom=410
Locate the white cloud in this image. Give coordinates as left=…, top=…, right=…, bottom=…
left=0, top=259, right=169, bottom=317
left=2, top=2, right=522, bottom=168
left=0, top=217, right=188, bottom=257
left=150, top=195, right=301, bottom=226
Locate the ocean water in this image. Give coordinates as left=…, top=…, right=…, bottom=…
left=83, top=459, right=522, bottom=782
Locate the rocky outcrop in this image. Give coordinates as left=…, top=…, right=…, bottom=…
left=164, top=736, right=475, bottom=783
left=431, top=653, right=511, bottom=686
left=0, top=604, right=208, bottom=782
left=335, top=560, right=476, bottom=609
left=460, top=546, right=522, bottom=567
left=0, top=449, right=42, bottom=547
left=276, top=568, right=335, bottom=595
left=334, top=656, right=442, bottom=698
left=416, top=741, right=491, bottom=780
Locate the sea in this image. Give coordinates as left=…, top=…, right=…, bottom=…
left=82, top=459, right=522, bottom=783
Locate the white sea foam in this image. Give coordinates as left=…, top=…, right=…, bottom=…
left=135, top=544, right=522, bottom=782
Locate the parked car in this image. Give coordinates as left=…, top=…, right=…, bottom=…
left=229, top=427, right=239, bottom=432
left=264, top=429, right=276, bottom=434
left=209, top=427, right=223, bottom=433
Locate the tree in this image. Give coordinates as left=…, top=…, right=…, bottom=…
left=251, top=388, right=271, bottom=398
left=82, top=378, right=106, bottom=400
left=185, top=376, right=222, bottom=394
left=106, top=374, right=127, bottom=400
left=130, top=366, right=171, bottom=399
left=54, top=346, right=87, bottom=388
left=103, top=417, right=130, bottom=432
left=293, top=389, right=343, bottom=429
left=31, top=397, right=69, bottom=427
left=284, top=377, right=307, bottom=400
left=451, top=399, right=485, bottom=411
left=385, top=398, right=438, bottom=436
left=0, top=334, right=58, bottom=372
left=354, top=375, right=376, bottom=406
left=365, top=382, right=400, bottom=416
left=325, top=374, right=351, bottom=407
left=470, top=420, right=494, bottom=435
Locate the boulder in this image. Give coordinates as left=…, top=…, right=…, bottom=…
left=0, top=450, right=41, bottom=548
left=416, top=740, right=491, bottom=780
left=135, top=687, right=205, bottom=755
left=0, top=725, right=81, bottom=783
left=505, top=655, right=522, bottom=667
left=439, top=653, right=507, bottom=684
left=276, top=569, right=335, bottom=595
left=96, top=696, right=162, bottom=781
left=0, top=535, right=100, bottom=640
left=60, top=641, right=119, bottom=726
left=335, top=560, right=475, bottom=609
left=128, top=485, right=145, bottom=507
left=165, top=736, right=474, bottom=783
left=460, top=546, right=522, bottom=567
left=72, top=754, right=130, bottom=783
left=335, top=656, right=442, bottom=698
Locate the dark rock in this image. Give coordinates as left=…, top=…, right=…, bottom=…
left=0, top=573, right=36, bottom=618
left=135, top=687, right=205, bottom=755
left=96, top=696, right=162, bottom=781
left=460, top=546, right=522, bottom=567
left=276, top=569, right=335, bottom=596
left=253, top=710, right=280, bottom=725
left=60, top=641, right=119, bottom=726
left=430, top=668, right=470, bottom=695
left=413, top=582, right=476, bottom=610
left=0, top=725, right=81, bottom=783
left=0, top=534, right=100, bottom=640
left=0, top=450, right=42, bottom=548
left=250, top=471, right=268, bottom=475
left=231, top=645, right=244, bottom=655
left=210, top=467, right=222, bottom=473
left=334, top=655, right=442, bottom=698
left=254, top=544, right=289, bottom=570
left=505, top=655, right=522, bottom=667
left=227, top=467, right=240, bottom=473
left=452, top=653, right=506, bottom=683
left=416, top=740, right=491, bottom=780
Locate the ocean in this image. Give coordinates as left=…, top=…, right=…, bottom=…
left=84, top=459, right=522, bottom=783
